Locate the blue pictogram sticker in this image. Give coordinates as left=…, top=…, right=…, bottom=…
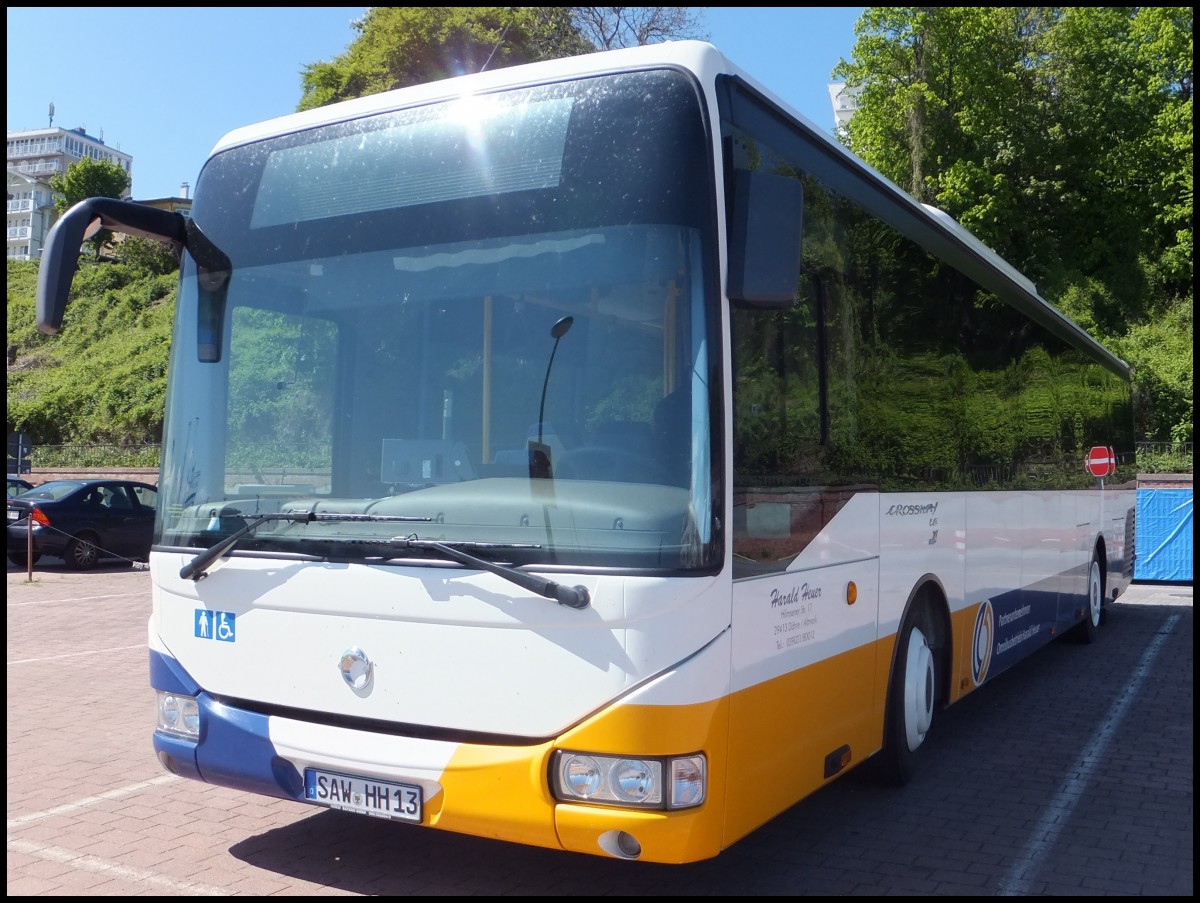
left=195, top=609, right=236, bottom=643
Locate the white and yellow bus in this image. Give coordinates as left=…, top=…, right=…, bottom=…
left=37, top=41, right=1136, bottom=864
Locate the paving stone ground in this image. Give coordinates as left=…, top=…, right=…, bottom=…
left=7, top=560, right=1192, bottom=896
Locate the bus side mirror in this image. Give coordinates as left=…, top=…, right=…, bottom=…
left=726, top=170, right=803, bottom=310
left=36, top=198, right=187, bottom=334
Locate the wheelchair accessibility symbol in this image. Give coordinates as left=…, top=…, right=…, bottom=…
left=195, top=609, right=236, bottom=643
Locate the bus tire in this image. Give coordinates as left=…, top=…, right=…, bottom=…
left=879, top=604, right=937, bottom=786
left=1073, top=553, right=1104, bottom=645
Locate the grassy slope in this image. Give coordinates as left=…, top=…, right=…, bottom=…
left=6, top=260, right=176, bottom=445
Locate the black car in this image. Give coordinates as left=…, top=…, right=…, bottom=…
left=6, top=479, right=158, bottom=569
left=7, top=476, right=34, bottom=498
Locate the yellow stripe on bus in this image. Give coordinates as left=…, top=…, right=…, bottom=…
left=434, top=628, right=969, bottom=862
left=433, top=696, right=730, bottom=861
left=724, top=638, right=884, bottom=845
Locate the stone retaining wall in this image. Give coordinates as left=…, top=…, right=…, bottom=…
left=24, top=468, right=159, bottom=486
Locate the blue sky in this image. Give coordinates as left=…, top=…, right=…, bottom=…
left=7, top=7, right=864, bottom=201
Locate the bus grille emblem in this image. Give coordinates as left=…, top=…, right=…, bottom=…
left=339, top=647, right=373, bottom=690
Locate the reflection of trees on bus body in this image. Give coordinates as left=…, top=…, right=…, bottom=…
left=728, top=116, right=1133, bottom=572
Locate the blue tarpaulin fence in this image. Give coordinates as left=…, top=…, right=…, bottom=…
left=1135, top=488, right=1193, bottom=582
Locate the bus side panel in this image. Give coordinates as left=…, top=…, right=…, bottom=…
left=1066, top=486, right=1137, bottom=608
left=951, top=596, right=1011, bottom=702
left=1058, top=489, right=1097, bottom=630
left=953, top=489, right=1121, bottom=699
left=1022, top=490, right=1069, bottom=642
left=877, top=492, right=968, bottom=636
left=725, top=559, right=881, bottom=847
left=723, top=639, right=881, bottom=847
left=875, top=492, right=968, bottom=721
left=957, top=492, right=1049, bottom=686
left=918, top=492, right=1029, bottom=708
left=1109, top=489, right=1137, bottom=596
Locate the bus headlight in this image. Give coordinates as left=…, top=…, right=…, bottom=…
left=552, top=751, right=705, bottom=810
left=563, top=755, right=604, bottom=798
left=156, top=691, right=200, bottom=739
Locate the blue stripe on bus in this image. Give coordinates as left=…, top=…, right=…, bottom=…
left=983, top=574, right=1083, bottom=681
left=149, top=647, right=201, bottom=695
left=149, top=649, right=303, bottom=800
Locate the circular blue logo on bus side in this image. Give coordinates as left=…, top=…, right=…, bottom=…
left=971, top=599, right=994, bottom=686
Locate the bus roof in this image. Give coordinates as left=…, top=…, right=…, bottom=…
left=209, top=41, right=735, bottom=157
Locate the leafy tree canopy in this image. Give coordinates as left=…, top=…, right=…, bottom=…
left=297, top=6, right=708, bottom=111
left=834, top=6, right=1192, bottom=441
left=49, top=155, right=131, bottom=211
left=48, top=156, right=133, bottom=256
left=115, top=235, right=180, bottom=276
left=297, top=7, right=593, bottom=111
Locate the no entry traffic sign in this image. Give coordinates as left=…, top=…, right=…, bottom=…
left=1086, top=445, right=1115, bottom=478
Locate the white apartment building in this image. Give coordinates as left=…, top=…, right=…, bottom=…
left=7, top=125, right=133, bottom=261
left=826, top=82, right=861, bottom=136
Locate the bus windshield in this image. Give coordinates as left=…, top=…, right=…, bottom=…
left=156, top=68, right=720, bottom=571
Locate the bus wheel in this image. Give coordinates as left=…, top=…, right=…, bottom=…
left=1073, top=555, right=1104, bottom=645
left=879, top=611, right=936, bottom=785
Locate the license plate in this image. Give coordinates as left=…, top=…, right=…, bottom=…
left=304, top=769, right=422, bottom=823
left=7, top=509, right=20, bottom=522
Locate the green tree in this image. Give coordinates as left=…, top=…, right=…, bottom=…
left=835, top=9, right=1073, bottom=277
left=297, top=7, right=593, bottom=111
left=48, top=156, right=132, bottom=258
left=115, top=235, right=180, bottom=276
left=834, top=7, right=1192, bottom=441
left=1125, top=6, right=1193, bottom=303
left=296, top=6, right=709, bottom=111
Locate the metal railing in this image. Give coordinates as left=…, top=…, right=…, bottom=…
left=15, top=443, right=161, bottom=469
left=11, top=161, right=63, bottom=175
left=1135, top=441, right=1193, bottom=474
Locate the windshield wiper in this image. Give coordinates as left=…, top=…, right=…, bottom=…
left=179, top=514, right=591, bottom=610
left=180, top=511, right=432, bottom=581
left=393, top=537, right=591, bottom=610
